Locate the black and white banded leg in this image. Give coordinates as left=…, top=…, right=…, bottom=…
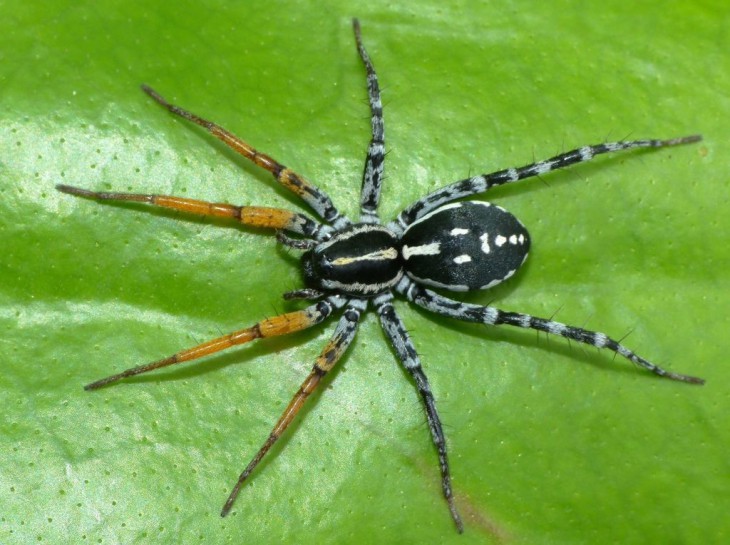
left=391, top=136, right=702, bottom=232
left=398, top=278, right=704, bottom=384
left=375, top=292, right=464, bottom=533
left=354, top=18, right=386, bottom=223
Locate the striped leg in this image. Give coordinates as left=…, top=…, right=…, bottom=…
left=140, top=85, right=348, bottom=228
left=84, top=297, right=345, bottom=390
left=392, top=135, right=702, bottom=231
left=398, top=279, right=704, bottom=385
left=353, top=18, right=385, bottom=223
left=221, top=298, right=367, bottom=516
left=375, top=292, right=464, bottom=533
left=56, top=184, right=329, bottom=240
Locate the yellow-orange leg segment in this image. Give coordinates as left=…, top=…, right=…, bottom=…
left=221, top=300, right=366, bottom=516
left=140, top=85, right=345, bottom=226
left=84, top=298, right=343, bottom=390
left=56, top=184, right=324, bottom=238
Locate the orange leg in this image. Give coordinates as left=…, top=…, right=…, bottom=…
left=56, top=184, right=323, bottom=237
left=84, top=299, right=342, bottom=390
left=141, top=85, right=345, bottom=226
left=221, top=300, right=366, bottom=516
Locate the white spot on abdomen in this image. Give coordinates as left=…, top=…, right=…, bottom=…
left=453, top=254, right=472, bottom=264
left=479, top=233, right=490, bottom=254
left=402, top=242, right=441, bottom=260
left=495, top=235, right=507, bottom=247
left=450, top=228, right=469, bottom=236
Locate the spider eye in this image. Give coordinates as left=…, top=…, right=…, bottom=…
left=320, top=256, right=335, bottom=272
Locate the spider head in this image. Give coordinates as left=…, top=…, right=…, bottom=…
left=301, top=223, right=403, bottom=297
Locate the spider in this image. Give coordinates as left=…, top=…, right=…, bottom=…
left=57, top=19, right=704, bottom=533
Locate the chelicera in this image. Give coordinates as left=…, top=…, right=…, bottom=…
left=57, top=19, right=704, bottom=533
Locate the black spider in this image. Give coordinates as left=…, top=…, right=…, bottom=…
left=57, top=19, right=703, bottom=533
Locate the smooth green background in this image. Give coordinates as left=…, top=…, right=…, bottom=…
left=2, top=1, right=728, bottom=544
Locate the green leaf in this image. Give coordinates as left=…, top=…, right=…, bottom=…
left=2, top=2, right=727, bottom=544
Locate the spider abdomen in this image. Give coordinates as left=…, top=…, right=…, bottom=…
left=401, top=201, right=530, bottom=291
left=302, top=224, right=403, bottom=296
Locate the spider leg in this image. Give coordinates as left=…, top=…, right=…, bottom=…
left=391, top=135, right=702, bottom=231
left=221, top=298, right=366, bottom=516
left=275, top=230, right=318, bottom=250
left=56, top=184, right=329, bottom=240
left=84, top=296, right=346, bottom=390
left=283, top=288, right=326, bottom=301
left=374, top=292, right=464, bottom=533
left=353, top=18, right=385, bottom=223
left=398, top=279, right=704, bottom=385
left=140, top=85, right=348, bottom=229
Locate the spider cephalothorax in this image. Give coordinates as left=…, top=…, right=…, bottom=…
left=57, top=19, right=703, bottom=533
left=302, top=223, right=403, bottom=296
